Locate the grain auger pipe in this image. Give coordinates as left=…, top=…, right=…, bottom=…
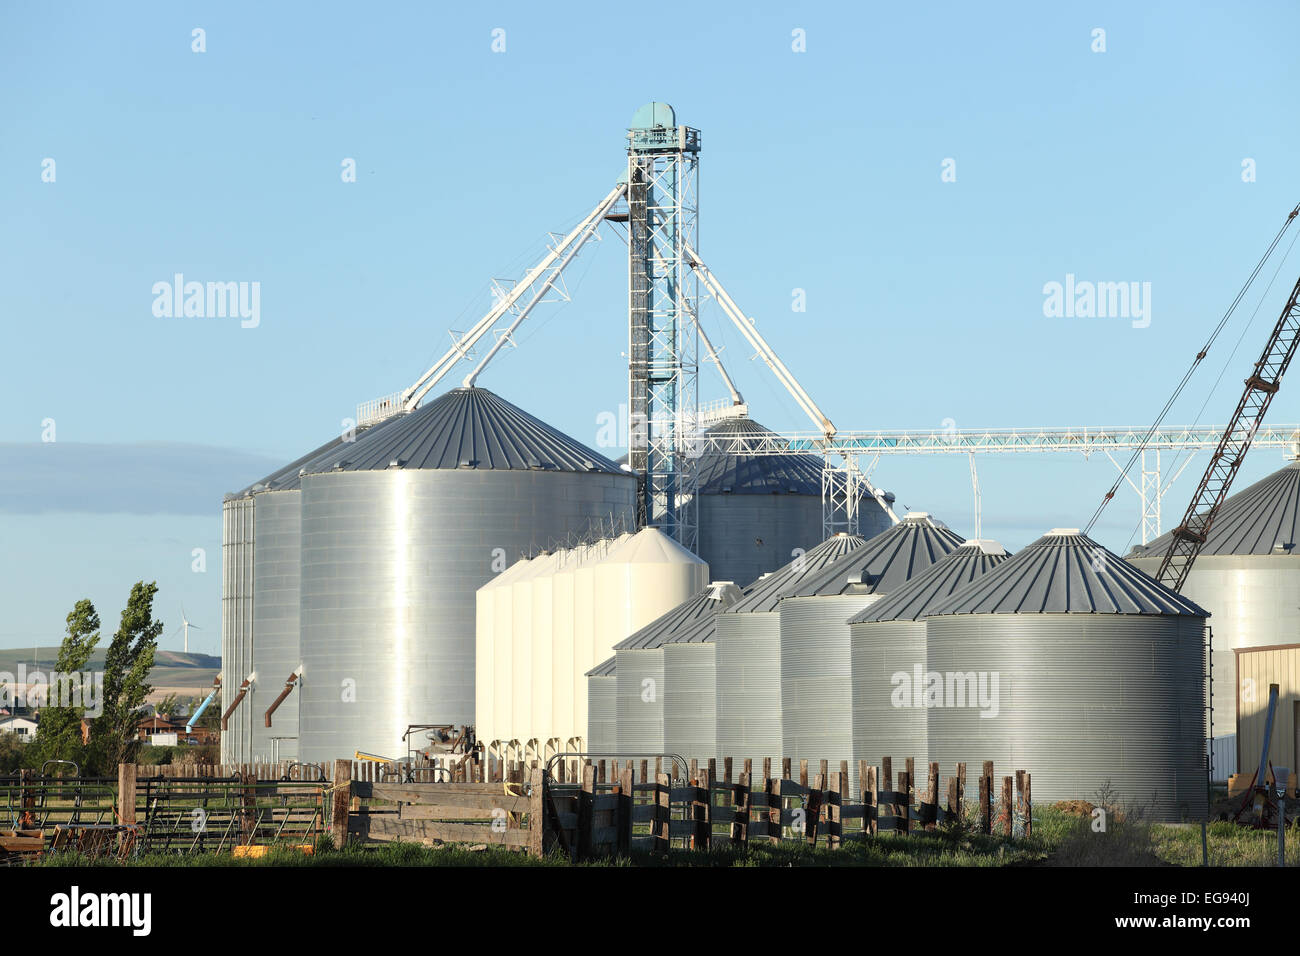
left=220, top=672, right=255, bottom=731
left=263, top=667, right=302, bottom=728
left=186, top=675, right=221, bottom=735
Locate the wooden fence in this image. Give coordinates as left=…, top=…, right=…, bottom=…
left=339, top=756, right=1032, bottom=860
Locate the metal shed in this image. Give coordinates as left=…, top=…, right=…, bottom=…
left=1128, top=457, right=1300, bottom=778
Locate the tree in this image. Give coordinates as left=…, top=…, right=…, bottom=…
left=154, top=693, right=180, bottom=719
left=87, top=582, right=162, bottom=773
left=29, top=599, right=101, bottom=769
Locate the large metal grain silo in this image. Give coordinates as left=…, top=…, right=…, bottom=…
left=295, top=387, right=636, bottom=763
left=1127, top=457, right=1300, bottom=778
left=714, top=533, right=866, bottom=770
left=661, top=584, right=743, bottom=765
left=927, top=530, right=1209, bottom=822
left=585, top=656, right=618, bottom=755
left=695, top=416, right=894, bottom=587
left=846, top=539, right=1009, bottom=779
left=779, top=514, right=964, bottom=785
left=614, top=582, right=741, bottom=757
left=220, top=417, right=405, bottom=765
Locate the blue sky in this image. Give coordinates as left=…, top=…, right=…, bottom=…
left=2, top=1, right=1299, bottom=650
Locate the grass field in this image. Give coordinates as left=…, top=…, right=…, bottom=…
left=26, top=806, right=1298, bottom=867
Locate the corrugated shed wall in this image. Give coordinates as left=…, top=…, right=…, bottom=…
left=1235, top=645, right=1300, bottom=778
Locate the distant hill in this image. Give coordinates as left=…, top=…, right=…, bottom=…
left=0, top=646, right=220, bottom=705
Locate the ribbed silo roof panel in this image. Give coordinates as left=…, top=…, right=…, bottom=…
left=585, top=656, right=617, bottom=678
left=306, top=387, right=625, bottom=474
left=613, top=583, right=741, bottom=650
left=727, top=534, right=868, bottom=613
left=695, top=417, right=824, bottom=494
left=930, top=530, right=1209, bottom=616
left=1130, top=459, right=1300, bottom=557
left=789, top=513, right=964, bottom=598
left=849, top=540, right=1010, bottom=622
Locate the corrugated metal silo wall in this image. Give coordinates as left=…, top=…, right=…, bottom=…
left=298, top=469, right=635, bottom=764
left=249, top=490, right=300, bottom=763
left=926, top=614, right=1208, bottom=822
left=663, top=642, right=716, bottom=765
left=1131, top=553, right=1300, bottom=776
left=586, top=675, right=616, bottom=755
left=615, top=648, right=665, bottom=756
left=220, top=497, right=254, bottom=765
left=779, top=595, right=870, bottom=789
left=715, top=611, right=782, bottom=769
left=698, top=495, right=823, bottom=588
left=850, top=619, right=928, bottom=782
left=698, top=495, right=892, bottom=588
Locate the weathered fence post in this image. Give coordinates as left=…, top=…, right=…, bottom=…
left=733, top=772, right=750, bottom=847
left=828, top=771, right=842, bottom=850
left=926, top=762, right=939, bottom=831
left=117, top=764, right=137, bottom=848
left=653, top=771, right=670, bottom=854
left=867, top=765, right=878, bottom=837
left=527, top=767, right=545, bottom=858
left=330, top=759, right=351, bottom=848
left=577, top=763, right=596, bottom=860
left=1024, top=773, right=1032, bottom=837
left=1000, top=776, right=1014, bottom=836
left=618, top=765, right=634, bottom=855
left=979, top=761, right=993, bottom=835
left=764, top=774, right=779, bottom=843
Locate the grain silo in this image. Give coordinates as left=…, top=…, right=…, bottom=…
left=474, top=549, right=541, bottom=747
left=295, top=386, right=636, bottom=763
left=846, top=539, right=1010, bottom=778
left=695, top=415, right=894, bottom=587
left=714, top=533, right=866, bottom=769
left=221, top=417, right=405, bottom=765
left=1127, top=457, right=1300, bottom=778
left=662, top=583, right=745, bottom=765
left=778, top=514, right=964, bottom=783
left=927, top=529, right=1209, bottom=821
left=585, top=656, right=618, bottom=755
left=594, top=528, right=709, bottom=652
left=614, top=582, right=742, bottom=757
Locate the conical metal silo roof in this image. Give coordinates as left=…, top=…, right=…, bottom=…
left=930, top=529, right=1209, bottom=616
left=849, top=539, right=1010, bottom=623
left=786, top=513, right=964, bottom=598
left=695, top=417, right=824, bottom=494
left=613, top=582, right=742, bottom=650
left=726, top=533, right=868, bottom=613
left=303, top=387, right=625, bottom=474
left=232, top=414, right=408, bottom=496
left=585, top=655, right=617, bottom=678
left=1130, top=458, right=1300, bottom=557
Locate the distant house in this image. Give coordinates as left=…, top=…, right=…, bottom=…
left=0, top=715, right=38, bottom=741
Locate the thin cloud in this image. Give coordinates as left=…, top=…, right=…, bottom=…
left=0, top=442, right=283, bottom=515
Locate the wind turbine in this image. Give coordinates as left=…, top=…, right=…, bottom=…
left=179, top=607, right=202, bottom=655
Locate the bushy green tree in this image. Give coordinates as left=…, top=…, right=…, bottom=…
left=29, top=599, right=101, bottom=770
left=87, top=582, right=162, bottom=773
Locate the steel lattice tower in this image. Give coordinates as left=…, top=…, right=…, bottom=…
left=626, top=102, right=700, bottom=551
